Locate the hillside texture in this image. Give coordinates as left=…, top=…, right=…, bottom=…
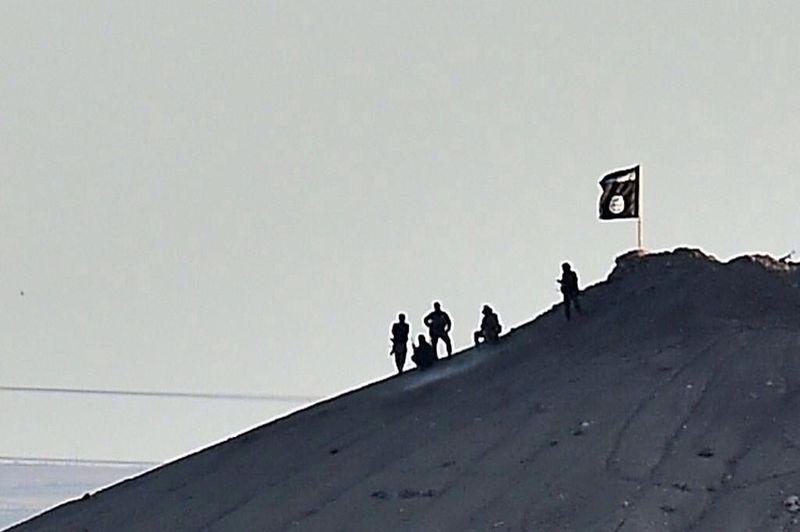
left=14, top=249, right=800, bottom=531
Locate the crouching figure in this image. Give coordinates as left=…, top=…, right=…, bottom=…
left=411, top=334, right=438, bottom=369
left=473, top=305, right=502, bottom=346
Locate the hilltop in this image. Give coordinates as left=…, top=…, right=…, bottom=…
left=13, top=249, right=800, bottom=531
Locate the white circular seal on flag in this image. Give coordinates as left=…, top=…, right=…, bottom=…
left=609, top=195, right=625, bottom=215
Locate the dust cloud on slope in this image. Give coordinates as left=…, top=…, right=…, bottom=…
left=13, top=249, right=800, bottom=531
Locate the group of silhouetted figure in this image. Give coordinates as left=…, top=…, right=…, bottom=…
left=388, top=262, right=582, bottom=374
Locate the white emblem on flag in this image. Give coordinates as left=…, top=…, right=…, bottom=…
left=609, top=195, right=625, bottom=215
left=613, top=172, right=636, bottom=183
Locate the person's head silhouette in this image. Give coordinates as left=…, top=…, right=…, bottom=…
left=433, top=301, right=441, bottom=311
left=562, top=262, right=571, bottom=272
left=398, top=313, right=406, bottom=323
left=418, top=334, right=426, bottom=343
left=482, top=305, right=492, bottom=314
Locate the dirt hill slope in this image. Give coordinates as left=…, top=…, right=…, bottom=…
left=13, top=249, right=800, bottom=532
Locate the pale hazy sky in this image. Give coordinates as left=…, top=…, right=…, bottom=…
left=2, top=1, right=799, bottom=462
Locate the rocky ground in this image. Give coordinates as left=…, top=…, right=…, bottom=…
left=13, top=249, right=800, bottom=531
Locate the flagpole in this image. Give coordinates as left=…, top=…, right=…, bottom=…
left=637, top=216, right=643, bottom=250
left=637, top=165, right=644, bottom=250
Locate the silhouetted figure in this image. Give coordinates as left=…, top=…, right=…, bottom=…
left=473, top=305, right=502, bottom=346
left=558, top=262, right=582, bottom=321
left=411, top=334, right=437, bottom=369
left=424, top=301, right=453, bottom=358
left=389, top=313, right=410, bottom=374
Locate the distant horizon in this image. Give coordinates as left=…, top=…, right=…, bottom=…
left=0, top=461, right=150, bottom=530
left=0, top=455, right=159, bottom=467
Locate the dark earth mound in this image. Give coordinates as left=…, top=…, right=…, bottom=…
left=13, top=249, right=800, bottom=531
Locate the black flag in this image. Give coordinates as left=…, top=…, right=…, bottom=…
left=599, top=165, right=639, bottom=219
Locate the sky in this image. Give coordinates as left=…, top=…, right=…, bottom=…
left=2, top=1, right=800, bottom=464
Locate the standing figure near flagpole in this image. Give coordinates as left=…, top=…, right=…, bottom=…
left=558, top=262, right=582, bottom=321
